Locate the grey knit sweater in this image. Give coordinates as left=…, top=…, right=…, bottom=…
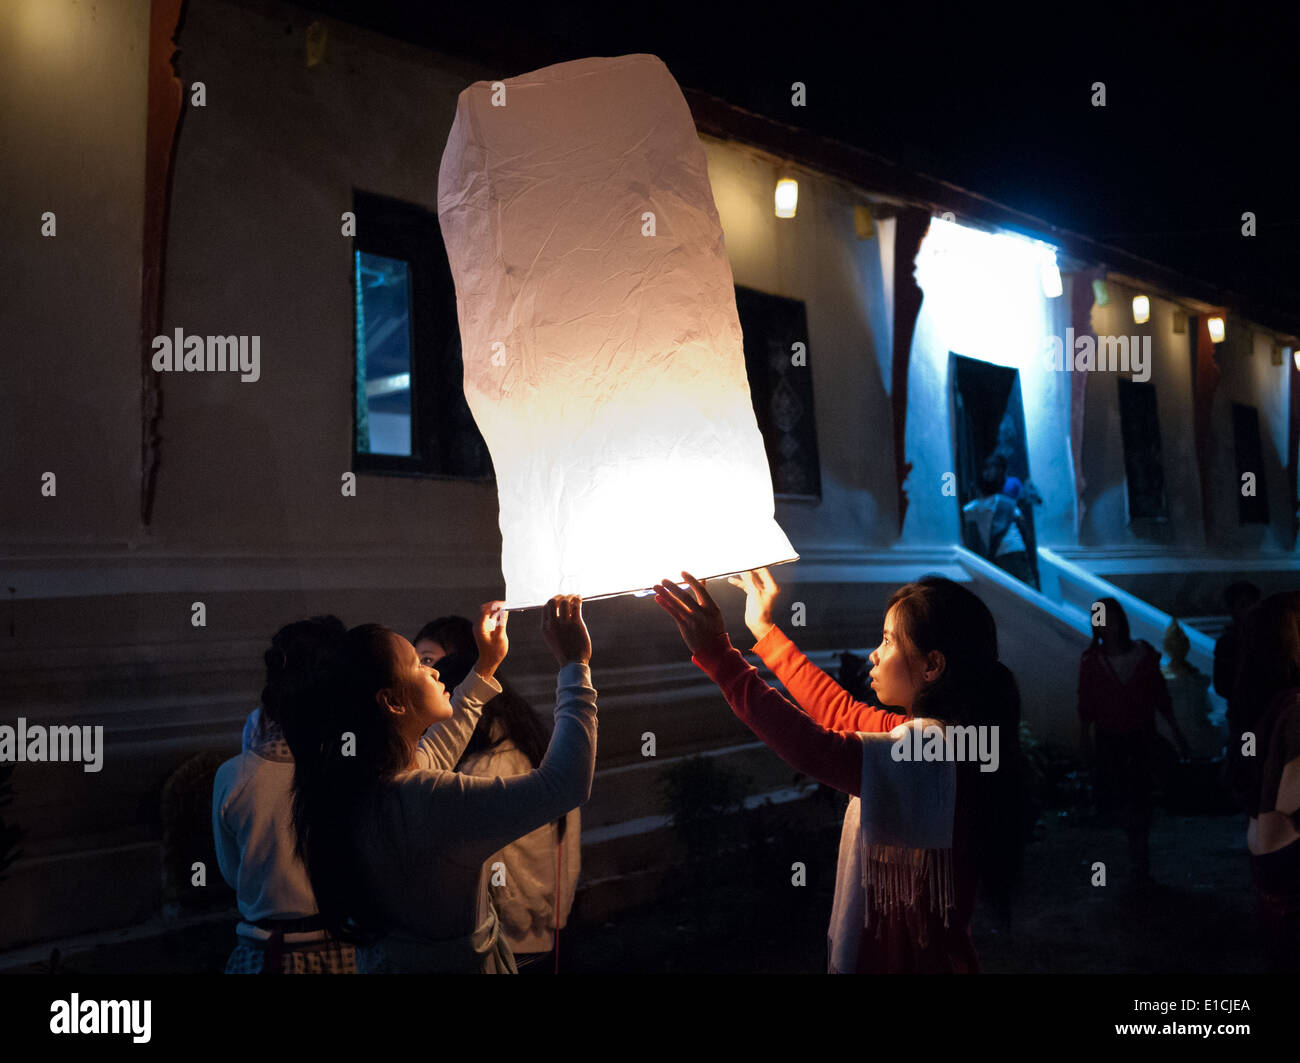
left=353, top=662, right=598, bottom=971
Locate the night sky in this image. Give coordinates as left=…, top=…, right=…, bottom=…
left=298, top=0, right=1299, bottom=335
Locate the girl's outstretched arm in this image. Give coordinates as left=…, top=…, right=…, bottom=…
left=752, top=626, right=908, bottom=735
left=398, top=660, right=598, bottom=862
left=656, top=571, right=862, bottom=795
left=694, top=631, right=863, bottom=796
left=729, top=567, right=904, bottom=734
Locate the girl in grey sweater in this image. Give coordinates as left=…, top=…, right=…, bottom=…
left=286, top=596, right=597, bottom=973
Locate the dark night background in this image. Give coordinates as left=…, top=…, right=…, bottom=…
left=297, top=0, right=1300, bottom=335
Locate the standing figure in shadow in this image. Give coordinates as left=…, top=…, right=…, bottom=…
left=1077, top=597, right=1189, bottom=887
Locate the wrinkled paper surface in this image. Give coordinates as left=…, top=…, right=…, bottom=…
left=438, top=54, right=797, bottom=608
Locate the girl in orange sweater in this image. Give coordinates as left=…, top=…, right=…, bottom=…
left=655, top=568, right=1021, bottom=973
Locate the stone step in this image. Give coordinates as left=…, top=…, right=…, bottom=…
left=582, top=740, right=811, bottom=829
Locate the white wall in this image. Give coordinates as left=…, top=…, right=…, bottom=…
left=1080, top=290, right=1294, bottom=553
left=1208, top=320, right=1292, bottom=552
left=901, top=218, right=1074, bottom=547
left=1080, top=287, right=1203, bottom=547
left=702, top=142, right=898, bottom=549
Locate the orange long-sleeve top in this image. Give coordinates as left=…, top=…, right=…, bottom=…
left=751, top=625, right=908, bottom=736
left=689, top=625, right=908, bottom=798
left=690, top=624, right=980, bottom=973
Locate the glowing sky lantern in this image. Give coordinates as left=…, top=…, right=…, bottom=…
left=437, top=54, right=798, bottom=609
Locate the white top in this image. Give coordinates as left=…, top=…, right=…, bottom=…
left=460, top=726, right=582, bottom=954
left=961, top=495, right=1025, bottom=557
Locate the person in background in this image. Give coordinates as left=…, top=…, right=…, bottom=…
left=962, top=462, right=1032, bottom=586
left=1000, top=475, right=1041, bottom=589
left=1215, top=580, right=1261, bottom=701
left=1003, top=475, right=1042, bottom=511
left=213, top=615, right=355, bottom=973
left=413, top=615, right=477, bottom=666
left=415, top=612, right=582, bottom=968
left=1077, top=597, right=1189, bottom=887
left=430, top=649, right=581, bottom=972
left=1231, top=591, right=1300, bottom=971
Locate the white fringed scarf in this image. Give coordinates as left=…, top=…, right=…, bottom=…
left=828, top=719, right=956, bottom=973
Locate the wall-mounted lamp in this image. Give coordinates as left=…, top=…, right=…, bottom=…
left=1091, top=278, right=1110, bottom=306
left=853, top=205, right=874, bottom=239
left=1208, top=316, right=1226, bottom=344
left=1290, top=347, right=1299, bottom=372
left=1132, top=294, right=1150, bottom=325
left=775, top=177, right=798, bottom=219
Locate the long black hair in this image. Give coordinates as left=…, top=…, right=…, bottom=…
left=433, top=650, right=566, bottom=840
left=284, top=623, right=413, bottom=942
left=885, top=576, right=1024, bottom=917
left=260, top=615, right=345, bottom=730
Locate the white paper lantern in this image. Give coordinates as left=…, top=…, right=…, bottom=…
left=437, top=54, right=798, bottom=608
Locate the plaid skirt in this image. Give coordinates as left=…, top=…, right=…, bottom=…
left=225, top=937, right=357, bottom=974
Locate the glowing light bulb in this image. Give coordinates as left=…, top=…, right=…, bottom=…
left=775, top=178, right=798, bottom=219
left=1208, top=316, right=1226, bottom=343
left=1132, top=295, right=1150, bottom=325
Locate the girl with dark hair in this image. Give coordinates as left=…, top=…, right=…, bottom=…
left=213, top=615, right=354, bottom=974
left=1077, top=597, right=1188, bottom=885
left=430, top=649, right=581, bottom=971
left=413, top=615, right=478, bottom=663
left=287, top=597, right=597, bottom=973
left=655, top=568, right=1023, bottom=973
left=1230, top=591, right=1300, bottom=971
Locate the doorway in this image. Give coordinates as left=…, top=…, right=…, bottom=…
left=952, top=355, right=1039, bottom=588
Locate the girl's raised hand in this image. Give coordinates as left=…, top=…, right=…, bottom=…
left=654, top=572, right=727, bottom=656
left=474, top=600, right=509, bottom=679
left=726, top=567, right=779, bottom=641
left=541, top=594, right=592, bottom=666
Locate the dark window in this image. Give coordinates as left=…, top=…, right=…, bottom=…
left=1232, top=402, right=1270, bottom=524
left=734, top=285, right=821, bottom=500
left=1117, top=378, right=1169, bottom=522
left=351, top=189, right=493, bottom=479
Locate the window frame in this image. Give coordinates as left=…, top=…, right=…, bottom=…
left=350, top=188, right=491, bottom=482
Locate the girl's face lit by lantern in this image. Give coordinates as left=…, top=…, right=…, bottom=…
left=388, top=633, right=453, bottom=734
left=868, top=606, right=930, bottom=713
